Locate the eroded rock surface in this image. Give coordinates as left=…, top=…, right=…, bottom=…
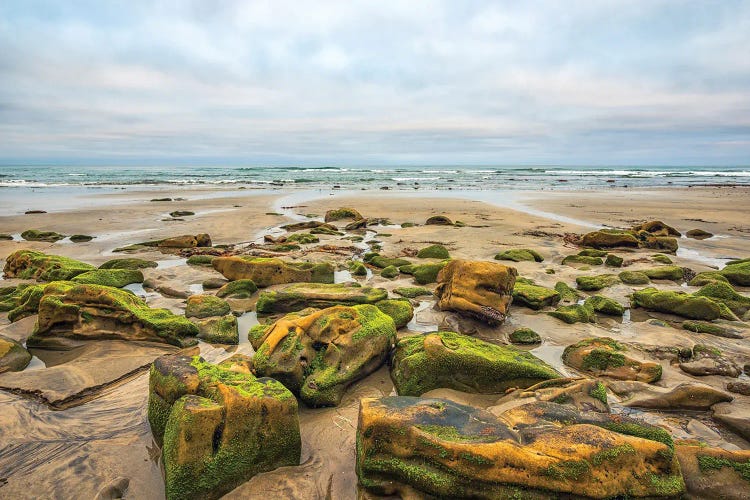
left=212, top=257, right=334, bottom=287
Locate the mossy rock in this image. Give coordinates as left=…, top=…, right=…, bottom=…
left=212, top=256, right=334, bottom=287
left=681, top=320, right=734, bottom=338
left=370, top=255, right=412, bottom=269
left=272, top=243, right=300, bottom=252
left=576, top=274, right=620, bottom=291
left=585, top=295, right=625, bottom=316
left=29, top=282, right=198, bottom=347
left=149, top=354, right=300, bottom=500
left=417, top=244, right=450, bottom=259
left=548, top=303, right=596, bottom=324
left=425, top=215, right=453, bottom=225
left=720, top=260, right=750, bottom=286
left=495, top=248, right=544, bottom=262
left=641, top=236, right=679, bottom=254
left=563, top=337, right=662, bottom=383
left=186, top=255, right=215, bottom=266
left=192, top=314, right=239, bottom=344
left=401, top=222, right=417, bottom=228
left=324, top=207, right=363, bottom=222
left=562, top=255, right=603, bottom=266
left=632, top=220, right=681, bottom=237
left=579, top=230, right=640, bottom=249
left=69, top=234, right=94, bottom=243
left=390, top=331, right=559, bottom=396
left=0, top=233, right=14, bottom=240
left=688, top=271, right=729, bottom=286
left=286, top=232, right=320, bottom=244
left=407, top=262, right=448, bottom=285
left=71, top=269, right=144, bottom=288
left=3, top=250, right=95, bottom=281
left=619, top=271, right=651, bottom=285
left=349, top=261, right=368, bottom=276
left=512, top=280, right=560, bottom=310
left=652, top=254, right=673, bottom=264
left=99, top=258, right=158, bottom=270
left=21, top=229, right=66, bottom=242
left=554, top=281, right=582, bottom=303
left=381, top=265, right=399, bottom=279
left=685, top=229, right=713, bottom=240
left=1, top=284, right=45, bottom=322
left=185, top=294, right=231, bottom=319
left=375, top=299, right=414, bottom=329
left=640, top=266, right=684, bottom=281
left=215, top=279, right=258, bottom=299
left=578, top=249, right=609, bottom=257
left=120, top=233, right=212, bottom=251
left=256, top=282, right=387, bottom=314
left=605, top=254, right=623, bottom=267
left=0, top=334, right=32, bottom=373
left=631, top=287, right=721, bottom=320
left=694, top=281, right=750, bottom=317
left=509, top=327, right=541, bottom=345
left=252, top=304, right=396, bottom=406
left=393, top=287, right=433, bottom=299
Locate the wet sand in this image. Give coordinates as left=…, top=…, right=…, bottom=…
left=1, top=186, right=749, bottom=499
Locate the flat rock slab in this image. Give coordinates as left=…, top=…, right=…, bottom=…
left=0, top=340, right=179, bottom=408
left=0, top=315, right=37, bottom=343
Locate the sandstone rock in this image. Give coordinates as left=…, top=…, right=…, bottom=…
left=3, top=249, right=94, bottom=281
left=400, top=262, right=447, bottom=285
left=393, top=286, right=432, bottom=298
left=607, top=381, right=732, bottom=410
left=256, top=282, right=387, bottom=314
left=562, top=338, right=662, bottom=383
left=99, top=258, right=158, bottom=270
left=726, top=381, right=750, bottom=396
left=491, top=378, right=610, bottom=414
left=212, top=256, right=334, bottom=287
left=373, top=299, right=413, bottom=329
left=435, top=260, right=517, bottom=325
left=679, top=345, right=741, bottom=378
left=548, top=303, right=596, bottom=324
left=676, top=444, right=750, bottom=500
left=324, top=207, right=363, bottom=222
left=215, top=279, right=257, bottom=298
left=156, top=233, right=211, bottom=248
left=694, top=281, right=750, bottom=317
left=495, top=248, right=543, bottom=262
left=390, top=331, right=559, bottom=396
left=191, top=315, right=238, bottom=344
left=713, top=400, right=750, bottom=441
left=0, top=334, right=31, bottom=373
left=640, top=266, right=685, bottom=281
left=631, top=220, right=681, bottom=237
left=562, top=254, right=603, bottom=266
left=576, top=274, right=620, bottom=291
left=148, top=354, right=300, bottom=500
left=580, top=229, right=640, bottom=249
left=719, top=260, right=750, bottom=286
left=0, top=283, right=45, bottom=322
left=585, top=295, right=625, bottom=316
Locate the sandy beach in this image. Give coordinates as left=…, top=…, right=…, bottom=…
left=1, top=185, right=749, bottom=499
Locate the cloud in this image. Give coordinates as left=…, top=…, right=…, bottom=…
left=0, top=0, right=748, bottom=165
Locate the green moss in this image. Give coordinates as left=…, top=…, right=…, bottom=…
left=99, top=258, right=157, bottom=270
left=381, top=265, right=399, bottom=279
left=215, top=279, right=258, bottom=299
left=410, top=262, right=448, bottom=285
left=578, top=249, right=609, bottom=257
left=255, top=282, right=387, bottom=313
left=631, top=287, right=722, bottom=320
left=417, top=244, right=450, bottom=259
left=694, top=281, right=750, bottom=316
left=325, top=207, right=362, bottom=221
left=652, top=254, right=673, bottom=264
left=370, top=255, right=412, bottom=269
left=548, top=303, right=595, bottom=324
left=194, top=315, right=239, bottom=344
left=562, top=255, right=603, bottom=266
left=576, top=274, right=620, bottom=291
left=69, top=234, right=94, bottom=243
left=720, top=260, right=750, bottom=286
left=604, top=254, right=623, bottom=267
left=509, top=327, right=541, bottom=344
left=689, top=271, right=729, bottom=286
left=185, top=294, right=231, bottom=318
left=393, top=287, right=432, bottom=298
left=272, top=243, right=300, bottom=252
left=21, top=229, right=65, bottom=242
left=619, top=271, right=650, bottom=285
left=602, top=421, right=674, bottom=451
left=542, top=459, right=591, bottom=481
left=416, top=424, right=485, bottom=442
left=682, top=320, right=728, bottom=336
left=71, top=269, right=144, bottom=288
left=286, top=232, right=320, bottom=244
left=697, top=455, right=750, bottom=482
left=582, top=348, right=626, bottom=371
left=374, top=299, right=413, bottom=329
left=640, top=266, right=684, bottom=281
left=4, top=249, right=95, bottom=281
left=512, top=280, right=560, bottom=310
left=349, top=261, right=367, bottom=276
left=186, top=255, right=215, bottom=266
left=647, top=473, right=685, bottom=497
left=585, top=295, right=625, bottom=316
left=554, top=281, right=581, bottom=302
left=495, top=248, right=544, bottom=262
left=589, top=381, right=608, bottom=405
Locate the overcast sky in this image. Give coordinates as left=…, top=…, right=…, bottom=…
left=1, top=0, right=749, bottom=166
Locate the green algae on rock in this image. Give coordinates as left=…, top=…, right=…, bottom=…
left=390, top=331, right=559, bottom=396
left=640, top=266, right=685, bottom=281
left=3, top=249, right=95, bottom=281
left=215, top=279, right=258, bottom=299
left=554, top=281, right=582, bottom=303
left=548, top=303, right=596, bottom=324
left=381, top=265, right=399, bottom=279
left=495, top=248, right=543, bottom=262
left=185, top=255, right=215, bottom=266
left=20, top=229, right=66, bottom=242
left=29, top=281, right=198, bottom=347
left=576, top=274, right=621, bottom=291
left=370, top=255, right=412, bottom=269
left=252, top=304, right=396, bottom=406
left=681, top=320, right=739, bottom=338
left=286, top=232, right=320, bottom=244
left=192, top=314, right=239, bottom=344
left=688, top=271, right=729, bottom=286
left=586, top=295, right=626, bottom=316
left=562, top=254, right=603, bottom=266
left=71, top=268, right=144, bottom=288
left=393, top=287, right=433, bottom=298
left=99, top=258, right=158, bottom=270
left=0, top=334, right=32, bottom=373
left=148, top=354, right=300, bottom=500
left=620, top=270, right=651, bottom=285
left=694, top=281, right=750, bottom=317
left=402, top=261, right=448, bottom=285
left=374, top=299, right=414, bottom=329
left=512, top=278, right=560, bottom=310
left=563, top=338, right=662, bottom=383
left=509, top=327, right=541, bottom=344
left=185, top=294, right=230, bottom=319
left=0, top=283, right=46, bottom=322
left=417, top=244, right=450, bottom=259
left=324, top=207, right=363, bottom=222
left=631, top=287, right=722, bottom=320
left=69, top=234, right=94, bottom=243
left=256, top=282, right=387, bottom=314
left=605, top=254, right=624, bottom=267
left=580, top=229, right=640, bottom=249
left=652, top=254, right=674, bottom=264
left=212, top=256, right=334, bottom=287
left=349, top=261, right=367, bottom=276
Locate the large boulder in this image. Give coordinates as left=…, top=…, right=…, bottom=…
left=255, top=282, right=387, bottom=314
left=390, top=331, right=559, bottom=396
left=28, top=282, right=198, bottom=347
left=562, top=338, right=662, bottom=383
left=631, top=220, right=681, bottom=237
left=694, top=281, right=750, bottom=317
left=631, top=287, right=722, bottom=320
left=148, top=354, right=300, bottom=500
left=185, top=294, right=230, bottom=319
left=435, top=260, right=517, bottom=325
left=212, top=257, right=334, bottom=287
left=3, top=249, right=94, bottom=281
left=71, top=269, right=144, bottom=288
left=356, top=397, right=684, bottom=499
left=324, top=207, right=363, bottom=222
left=0, top=334, right=32, bottom=373
left=0, top=283, right=45, bottom=322
left=251, top=304, right=396, bottom=406
left=719, top=260, right=750, bottom=286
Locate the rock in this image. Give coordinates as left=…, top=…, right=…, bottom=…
left=417, top=244, right=450, bottom=259
left=212, top=256, right=334, bottom=287
left=215, top=279, right=257, bottom=299
left=631, top=287, right=722, bottom=320
left=492, top=378, right=609, bottom=413
left=580, top=229, right=640, bottom=249
left=3, top=249, right=95, bottom=281
left=563, top=338, right=662, bottom=383
left=0, top=233, right=13, bottom=240
left=256, top=282, right=387, bottom=314
left=69, top=234, right=94, bottom=242
left=435, top=260, right=517, bottom=325
left=607, top=381, right=732, bottom=410
left=640, top=266, right=685, bottom=281
left=251, top=305, right=396, bottom=406
left=400, top=262, right=447, bottom=285
left=324, top=207, right=363, bottom=222
left=682, top=320, right=742, bottom=339
left=619, top=270, right=651, bottom=285
left=0, top=334, right=32, bottom=373
left=605, top=254, right=623, bottom=267
left=20, top=229, right=66, bottom=242
left=285, top=232, right=318, bottom=245
left=185, top=294, right=230, bottom=319
left=509, top=327, right=541, bottom=344
left=148, top=354, right=300, bottom=500
left=554, top=281, right=582, bottom=302
left=157, top=233, right=211, bottom=248
left=344, top=219, right=367, bottom=230
left=369, top=255, right=411, bottom=268
left=686, top=229, right=713, bottom=239
left=393, top=287, right=432, bottom=298
left=679, top=345, right=741, bottom=377
left=578, top=249, right=609, bottom=257
left=713, top=401, right=750, bottom=441
left=270, top=243, right=300, bottom=252
left=374, top=299, right=413, bottom=328
left=150, top=197, right=172, bottom=201
left=642, top=236, right=679, bottom=253
left=719, top=260, right=750, bottom=286
left=548, top=303, right=596, bottom=324
left=689, top=271, right=729, bottom=286
left=24, top=210, right=47, bottom=214
left=168, top=210, right=194, bottom=217
left=495, top=248, right=543, bottom=262
left=726, top=381, right=750, bottom=396
left=381, top=265, right=398, bottom=278
left=562, top=254, right=603, bottom=266
left=652, top=254, right=673, bottom=264
left=632, top=220, right=681, bottom=237
left=71, top=269, right=144, bottom=288
left=185, top=255, right=214, bottom=266
left=0, top=283, right=45, bottom=322
left=201, top=278, right=228, bottom=289
left=28, top=282, right=198, bottom=347
left=356, top=397, right=684, bottom=499
left=512, top=278, right=560, bottom=310
left=191, top=314, right=238, bottom=344
left=676, top=444, right=750, bottom=500
left=585, top=295, right=625, bottom=316
left=284, top=222, right=339, bottom=234
left=576, top=274, right=620, bottom=291
left=348, top=261, right=367, bottom=276
left=391, top=332, right=558, bottom=396
left=694, top=281, right=750, bottom=317
left=99, top=258, right=158, bottom=270
left=425, top=215, right=453, bottom=225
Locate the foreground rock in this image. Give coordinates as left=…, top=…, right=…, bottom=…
left=148, top=354, right=301, bottom=500
left=679, top=345, right=741, bottom=378
left=212, top=256, right=334, bottom=287
left=562, top=338, right=662, bottom=383
left=676, top=444, right=750, bottom=500
left=251, top=305, right=396, bottom=406
left=28, top=282, right=198, bottom=348
left=631, top=287, right=722, bottom=320
left=390, top=331, right=559, bottom=396
left=256, top=282, right=387, bottom=314
left=0, top=334, right=32, bottom=373
left=607, top=381, right=732, bottom=410
left=0, top=283, right=45, bottom=322
left=356, top=397, right=684, bottom=499
left=435, top=260, right=517, bottom=325
left=3, top=249, right=94, bottom=281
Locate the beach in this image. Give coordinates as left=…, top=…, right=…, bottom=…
left=1, top=184, right=750, bottom=499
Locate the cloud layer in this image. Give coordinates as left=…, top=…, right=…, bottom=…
left=1, top=0, right=749, bottom=165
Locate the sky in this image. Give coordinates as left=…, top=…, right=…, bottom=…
left=1, top=0, right=749, bottom=166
